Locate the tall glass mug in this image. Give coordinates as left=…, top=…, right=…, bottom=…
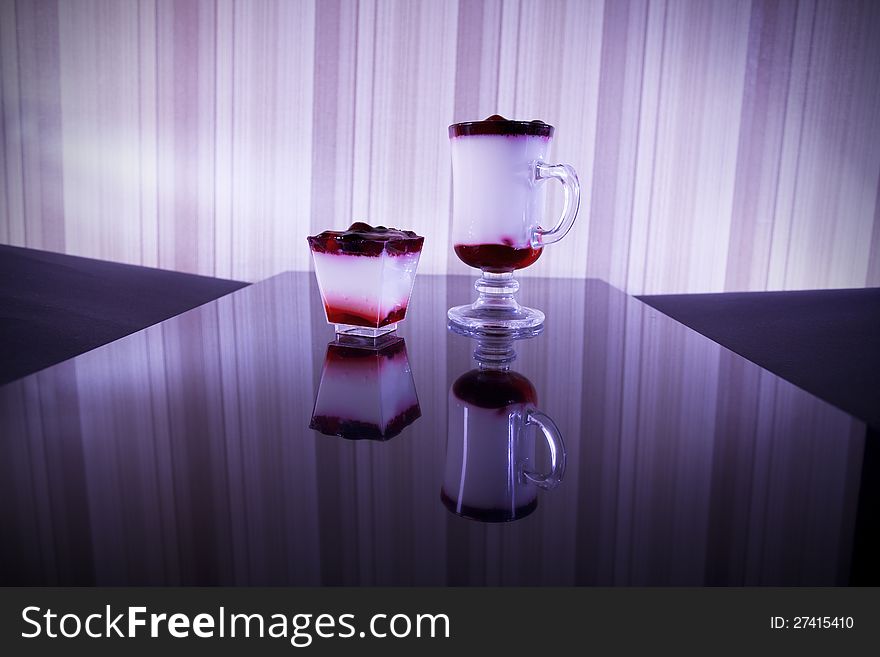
left=447, top=115, right=580, bottom=333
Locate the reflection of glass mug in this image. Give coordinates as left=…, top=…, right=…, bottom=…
left=442, top=368, right=565, bottom=522
left=447, top=114, right=580, bottom=332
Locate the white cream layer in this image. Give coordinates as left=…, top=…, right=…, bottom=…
left=451, top=134, right=550, bottom=247
left=443, top=396, right=538, bottom=512
left=312, top=250, right=421, bottom=324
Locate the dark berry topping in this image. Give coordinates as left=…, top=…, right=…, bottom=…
left=449, top=115, right=554, bottom=138
left=308, top=222, right=424, bottom=257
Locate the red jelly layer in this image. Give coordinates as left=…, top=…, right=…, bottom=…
left=454, top=243, right=542, bottom=272
left=325, top=304, right=407, bottom=328
left=308, top=222, right=424, bottom=257
left=452, top=370, right=537, bottom=409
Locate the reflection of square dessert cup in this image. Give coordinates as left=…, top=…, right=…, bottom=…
left=309, top=337, right=421, bottom=441
left=308, top=224, right=424, bottom=338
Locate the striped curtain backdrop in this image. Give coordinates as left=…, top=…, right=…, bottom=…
left=1, top=0, right=878, bottom=293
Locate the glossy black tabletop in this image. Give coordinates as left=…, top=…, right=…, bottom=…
left=0, top=273, right=871, bottom=585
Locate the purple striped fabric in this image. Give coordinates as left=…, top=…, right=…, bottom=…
left=1, top=0, right=878, bottom=292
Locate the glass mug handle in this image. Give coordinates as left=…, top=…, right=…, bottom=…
left=530, top=162, right=580, bottom=248
left=522, top=409, right=567, bottom=490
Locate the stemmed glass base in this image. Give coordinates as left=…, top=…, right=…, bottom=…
left=447, top=271, right=545, bottom=335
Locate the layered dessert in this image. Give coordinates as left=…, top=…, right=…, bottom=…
left=308, top=222, right=424, bottom=335
left=309, top=337, right=421, bottom=441
left=449, top=115, right=553, bottom=272
left=442, top=369, right=540, bottom=522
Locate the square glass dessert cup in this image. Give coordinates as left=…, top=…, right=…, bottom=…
left=308, top=223, right=425, bottom=338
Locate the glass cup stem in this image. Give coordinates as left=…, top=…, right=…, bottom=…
left=471, top=272, right=522, bottom=313
left=447, top=270, right=545, bottom=335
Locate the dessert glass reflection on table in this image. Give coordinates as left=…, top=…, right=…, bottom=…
left=442, top=332, right=566, bottom=523
left=443, top=368, right=541, bottom=522
left=308, top=222, right=424, bottom=338
left=310, top=336, right=421, bottom=441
